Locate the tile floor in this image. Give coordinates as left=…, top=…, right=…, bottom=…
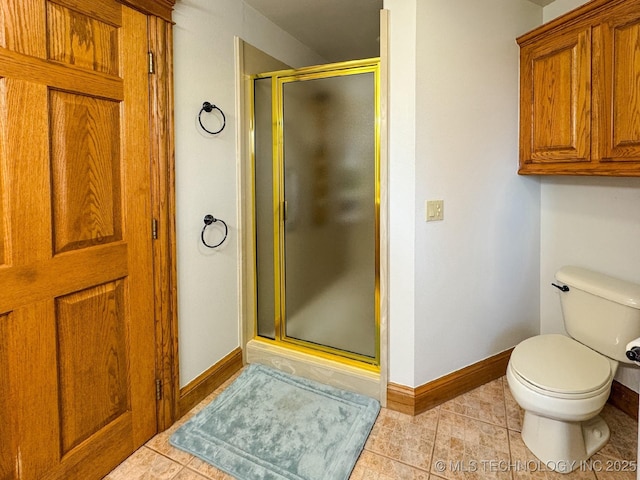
left=104, top=372, right=638, bottom=480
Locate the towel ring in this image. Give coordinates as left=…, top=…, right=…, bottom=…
left=198, top=101, right=226, bottom=135
left=201, top=214, right=228, bottom=248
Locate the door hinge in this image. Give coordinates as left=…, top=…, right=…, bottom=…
left=156, top=379, right=163, bottom=400
left=152, top=218, right=158, bottom=240
left=148, top=51, right=155, bottom=74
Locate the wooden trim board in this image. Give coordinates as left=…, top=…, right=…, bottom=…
left=387, top=347, right=639, bottom=420
left=387, top=349, right=513, bottom=415
left=608, top=380, right=639, bottom=421
left=148, top=13, right=179, bottom=433
left=177, top=348, right=243, bottom=418
left=118, top=0, right=175, bottom=22
left=175, top=344, right=638, bottom=421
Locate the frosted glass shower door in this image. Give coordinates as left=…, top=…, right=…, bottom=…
left=280, top=70, right=377, bottom=360
left=253, top=60, right=379, bottom=365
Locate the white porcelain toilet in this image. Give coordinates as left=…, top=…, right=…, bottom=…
left=507, top=266, right=640, bottom=473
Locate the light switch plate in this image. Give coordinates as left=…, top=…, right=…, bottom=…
left=426, top=200, right=444, bottom=221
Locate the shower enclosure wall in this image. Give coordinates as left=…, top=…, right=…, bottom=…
left=251, top=59, right=381, bottom=371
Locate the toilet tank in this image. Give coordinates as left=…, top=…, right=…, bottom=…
left=555, top=266, right=640, bottom=363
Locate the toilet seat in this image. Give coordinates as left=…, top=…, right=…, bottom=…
left=510, top=334, right=612, bottom=399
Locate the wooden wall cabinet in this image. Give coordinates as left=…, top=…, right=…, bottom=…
left=518, top=0, right=640, bottom=176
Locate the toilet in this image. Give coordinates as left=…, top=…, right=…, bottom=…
left=507, top=266, right=640, bottom=473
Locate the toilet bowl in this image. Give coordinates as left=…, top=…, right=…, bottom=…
left=506, top=266, right=640, bottom=474
left=506, top=334, right=616, bottom=472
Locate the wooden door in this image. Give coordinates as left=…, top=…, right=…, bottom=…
left=519, top=26, right=591, bottom=169
left=595, top=1, right=640, bottom=164
left=0, top=1, right=157, bottom=479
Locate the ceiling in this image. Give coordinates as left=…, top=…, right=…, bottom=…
left=244, top=0, right=383, bottom=63
left=244, top=0, right=556, bottom=64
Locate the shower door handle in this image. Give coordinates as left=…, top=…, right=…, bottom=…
left=282, top=200, right=288, bottom=222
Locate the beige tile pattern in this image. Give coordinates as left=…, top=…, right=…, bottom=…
left=104, top=376, right=638, bottom=479
left=440, top=379, right=507, bottom=427
left=503, top=378, right=525, bottom=432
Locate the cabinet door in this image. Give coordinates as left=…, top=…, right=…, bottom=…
left=595, top=3, right=640, bottom=164
left=519, top=27, right=591, bottom=171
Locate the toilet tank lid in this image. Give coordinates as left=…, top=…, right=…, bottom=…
left=556, top=266, right=640, bottom=309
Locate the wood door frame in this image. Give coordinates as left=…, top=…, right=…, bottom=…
left=119, top=0, right=174, bottom=22
left=121, top=0, right=179, bottom=431
left=149, top=14, right=179, bottom=432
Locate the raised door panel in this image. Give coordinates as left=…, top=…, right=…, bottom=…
left=46, top=1, right=121, bottom=75
left=50, top=90, right=122, bottom=253
left=596, top=3, right=640, bottom=165
left=0, top=78, right=52, bottom=265
left=0, top=1, right=47, bottom=57
left=2, top=303, right=60, bottom=480
left=56, top=281, right=129, bottom=454
left=0, top=0, right=155, bottom=479
left=519, top=26, right=591, bottom=171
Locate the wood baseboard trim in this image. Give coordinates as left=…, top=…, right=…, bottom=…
left=177, top=347, right=243, bottom=418
left=608, top=380, right=639, bottom=421
left=387, top=347, right=639, bottom=420
left=387, top=348, right=514, bottom=416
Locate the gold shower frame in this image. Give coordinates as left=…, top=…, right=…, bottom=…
left=251, top=58, right=381, bottom=371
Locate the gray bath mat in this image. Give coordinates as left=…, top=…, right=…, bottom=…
left=170, top=363, right=380, bottom=480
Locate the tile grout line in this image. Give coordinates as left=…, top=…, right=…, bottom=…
left=500, top=378, right=516, bottom=480
left=430, top=401, right=442, bottom=478
left=183, top=464, right=217, bottom=480
left=359, top=406, right=441, bottom=476
left=131, top=376, right=636, bottom=480
left=500, top=376, right=517, bottom=480
left=359, top=448, right=433, bottom=475
left=144, top=442, right=196, bottom=469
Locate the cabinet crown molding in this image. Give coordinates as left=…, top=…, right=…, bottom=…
left=518, top=0, right=627, bottom=45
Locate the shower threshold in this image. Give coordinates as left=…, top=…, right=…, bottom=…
left=245, top=339, right=382, bottom=401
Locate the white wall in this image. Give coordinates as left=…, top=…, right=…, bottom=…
left=410, top=0, right=542, bottom=385
left=174, top=0, right=543, bottom=391
left=173, top=0, right=324, bottom=387
left=385, top=0, right=417, bottom=387
left=540, top=178, right=640, bottom=389
left=386, top=0, right=640, bottom=392
left=384, top=0, right=541, bottom=387
left=543, top=0, right=587, bottom=22
left=173, top=0, right=640, bottom=395
left=539, top=0, right=640, bottom=393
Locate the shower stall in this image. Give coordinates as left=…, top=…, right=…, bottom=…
left=248, top=59, right=381, bottom=373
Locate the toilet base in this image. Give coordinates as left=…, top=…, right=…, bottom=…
left=521, top=412, right=610, bottom=473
